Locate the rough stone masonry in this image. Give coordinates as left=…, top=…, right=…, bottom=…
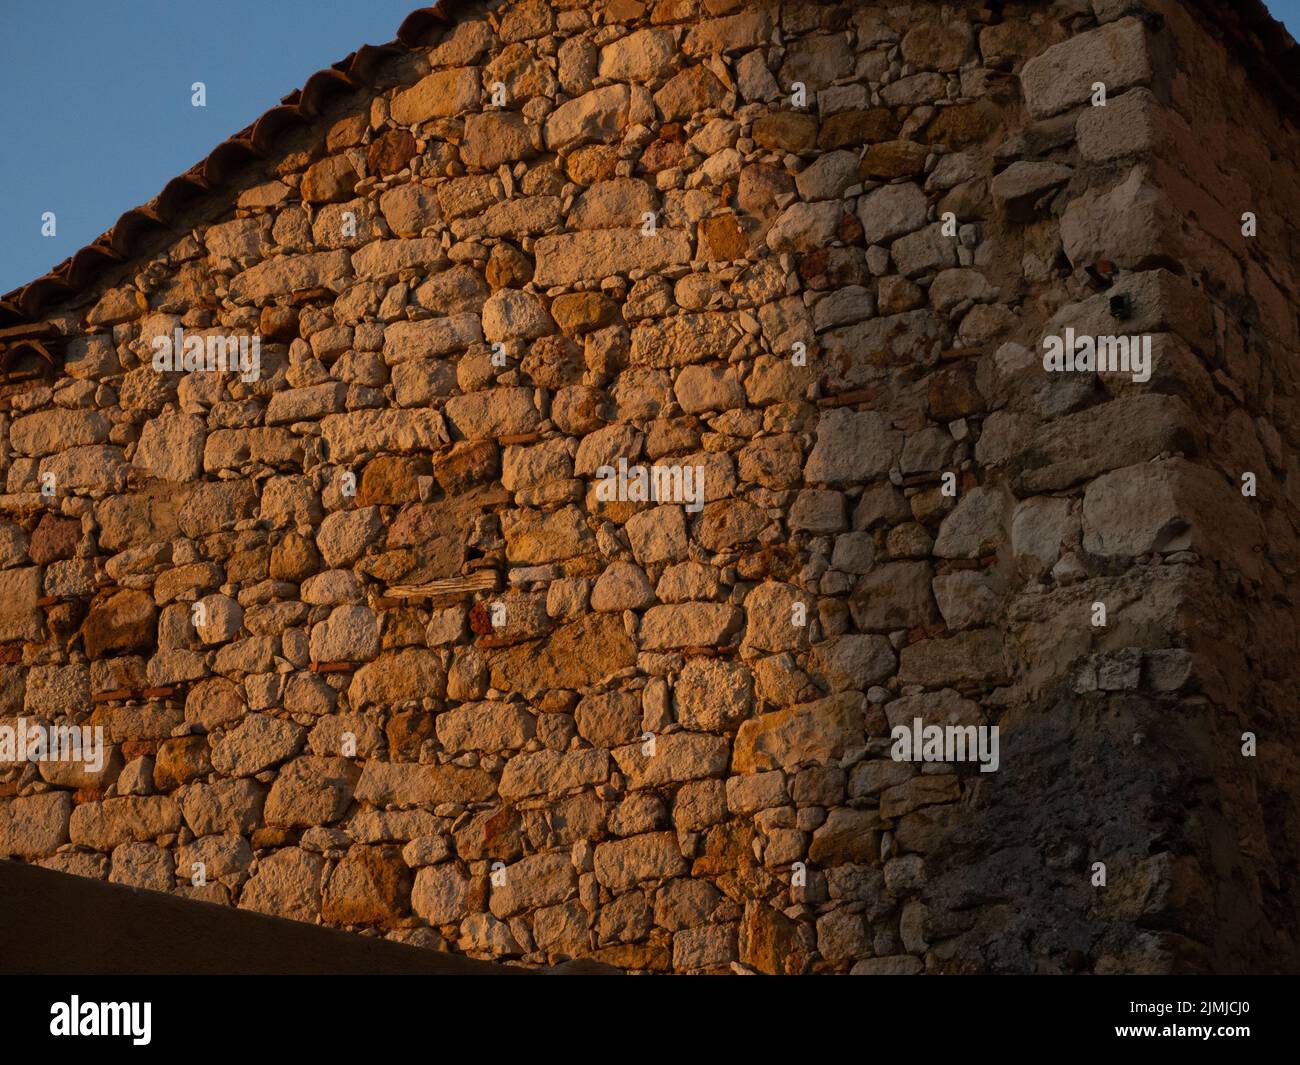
left=1, top=0, right=1298, bottom=974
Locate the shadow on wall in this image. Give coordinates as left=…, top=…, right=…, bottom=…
left=0, top=859, right=618, bottom=975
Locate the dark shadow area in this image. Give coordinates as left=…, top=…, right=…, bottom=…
left=0, top=860, right=617, bottom=975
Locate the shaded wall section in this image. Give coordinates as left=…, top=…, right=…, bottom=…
left=0, top=859, right=612, bottom=973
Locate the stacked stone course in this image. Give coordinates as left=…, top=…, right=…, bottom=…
left=1, top=0, right=1298, bottom=974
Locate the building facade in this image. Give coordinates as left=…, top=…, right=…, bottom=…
left=1, top=0, right=1297, bottom=974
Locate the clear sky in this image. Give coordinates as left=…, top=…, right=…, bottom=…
left=1268, top=0, right=1300, bottom=34
left=0, top=0, right=421, bottom=296
left=1, top=0, right=1298, bottom=296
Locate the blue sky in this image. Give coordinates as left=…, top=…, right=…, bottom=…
left=1, top=0, right=1298, bottom=295
left=1268, top=0, right=1300, bottom=33
left=0, top=0, right=419, bottom=295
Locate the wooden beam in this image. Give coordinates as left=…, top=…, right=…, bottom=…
left=384, top=571, right=500, bottom=600
left=818, top=387, right=878, bottom=408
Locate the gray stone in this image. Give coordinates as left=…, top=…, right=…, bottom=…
left=810, top=634, right=896, bottom=692
left=805, top=410, right=901, bottom=486
left=1020, top=18, right=1151, bottom=118
left=211, top=714, right=305, bottom=777
left=850, top=562, right=936, bottom=631
left=934, top=486, right=1007, bottom=558
left=0, top=792, right=72, bottom=858
left=857, top=182, right=928, bottom=245
left=890, top=224, right=958, bottom=277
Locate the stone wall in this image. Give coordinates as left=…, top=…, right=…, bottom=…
left=1, top=0, right=1297, bottom=974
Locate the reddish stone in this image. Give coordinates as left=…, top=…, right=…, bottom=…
left=698, top=214, right=749, bottom=260
left=737, top=164, right=795, bottom=218
left=592, top=942, right=672, bottom=972
left=154, top=735, right=212, bottom=791
left=379, top=501, right=473, bottom=584
left=379, top=608, right=427, bottom=651
left=300, top=155, right=358, bottom=204
left=385, top=710, right=436, bottom=761
left=321, top=846, right=412, bottom=927
left=859, top=140, right=928, bottom=179
left=433, top=441, right=500, bottom=496
left=259, top=305, right=299, bottom=342
left=359, top=455, right=430, bottom=506
left=479, top=807, right=522, bottom=856
left=735, top=545, right=801, bottom=581
left=654, top=65, right=728, bottom=122
left=469, top=602, right=494, bottom=636
left=567, top=145, right=620, bottom=185
left=521, top=335, right=584, bottom=390
left=82, top=589, right=157, bottom=659
left=269, top=532, right=320, bottom=582
left=741, top=903, right=812, bottom=976
left=691, top=821, right=757, bottom=878
left=366, top=129, right=417, bottom=177
left=252, top=827, right=298, bottom=849
left=926, top=102, right=998, bottom=149
left=640, top=137, right=688, bottom=174
left=551, top=292, right=617, bottom=334
left=835, top=211, right=863, bottom=244
left=751, top=112, right=818, bottom=153
left=797, top=247, right=869, bottom=290
left=485, top=242, right=534, bottom=289
left=327, top=113, right=368, bottom=151
left=226, top=545, right=269, bottom=584
left=28, top=514, right=79, bottom=564
left=927, top=364, right=984, bottom=420
left=818, top=108, right=898, bottom=150
left=120, top=739, right=161, bottom=760
left=878, top=275, right=924, bottom=315
left=46, top=601, right=86, bottom=643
